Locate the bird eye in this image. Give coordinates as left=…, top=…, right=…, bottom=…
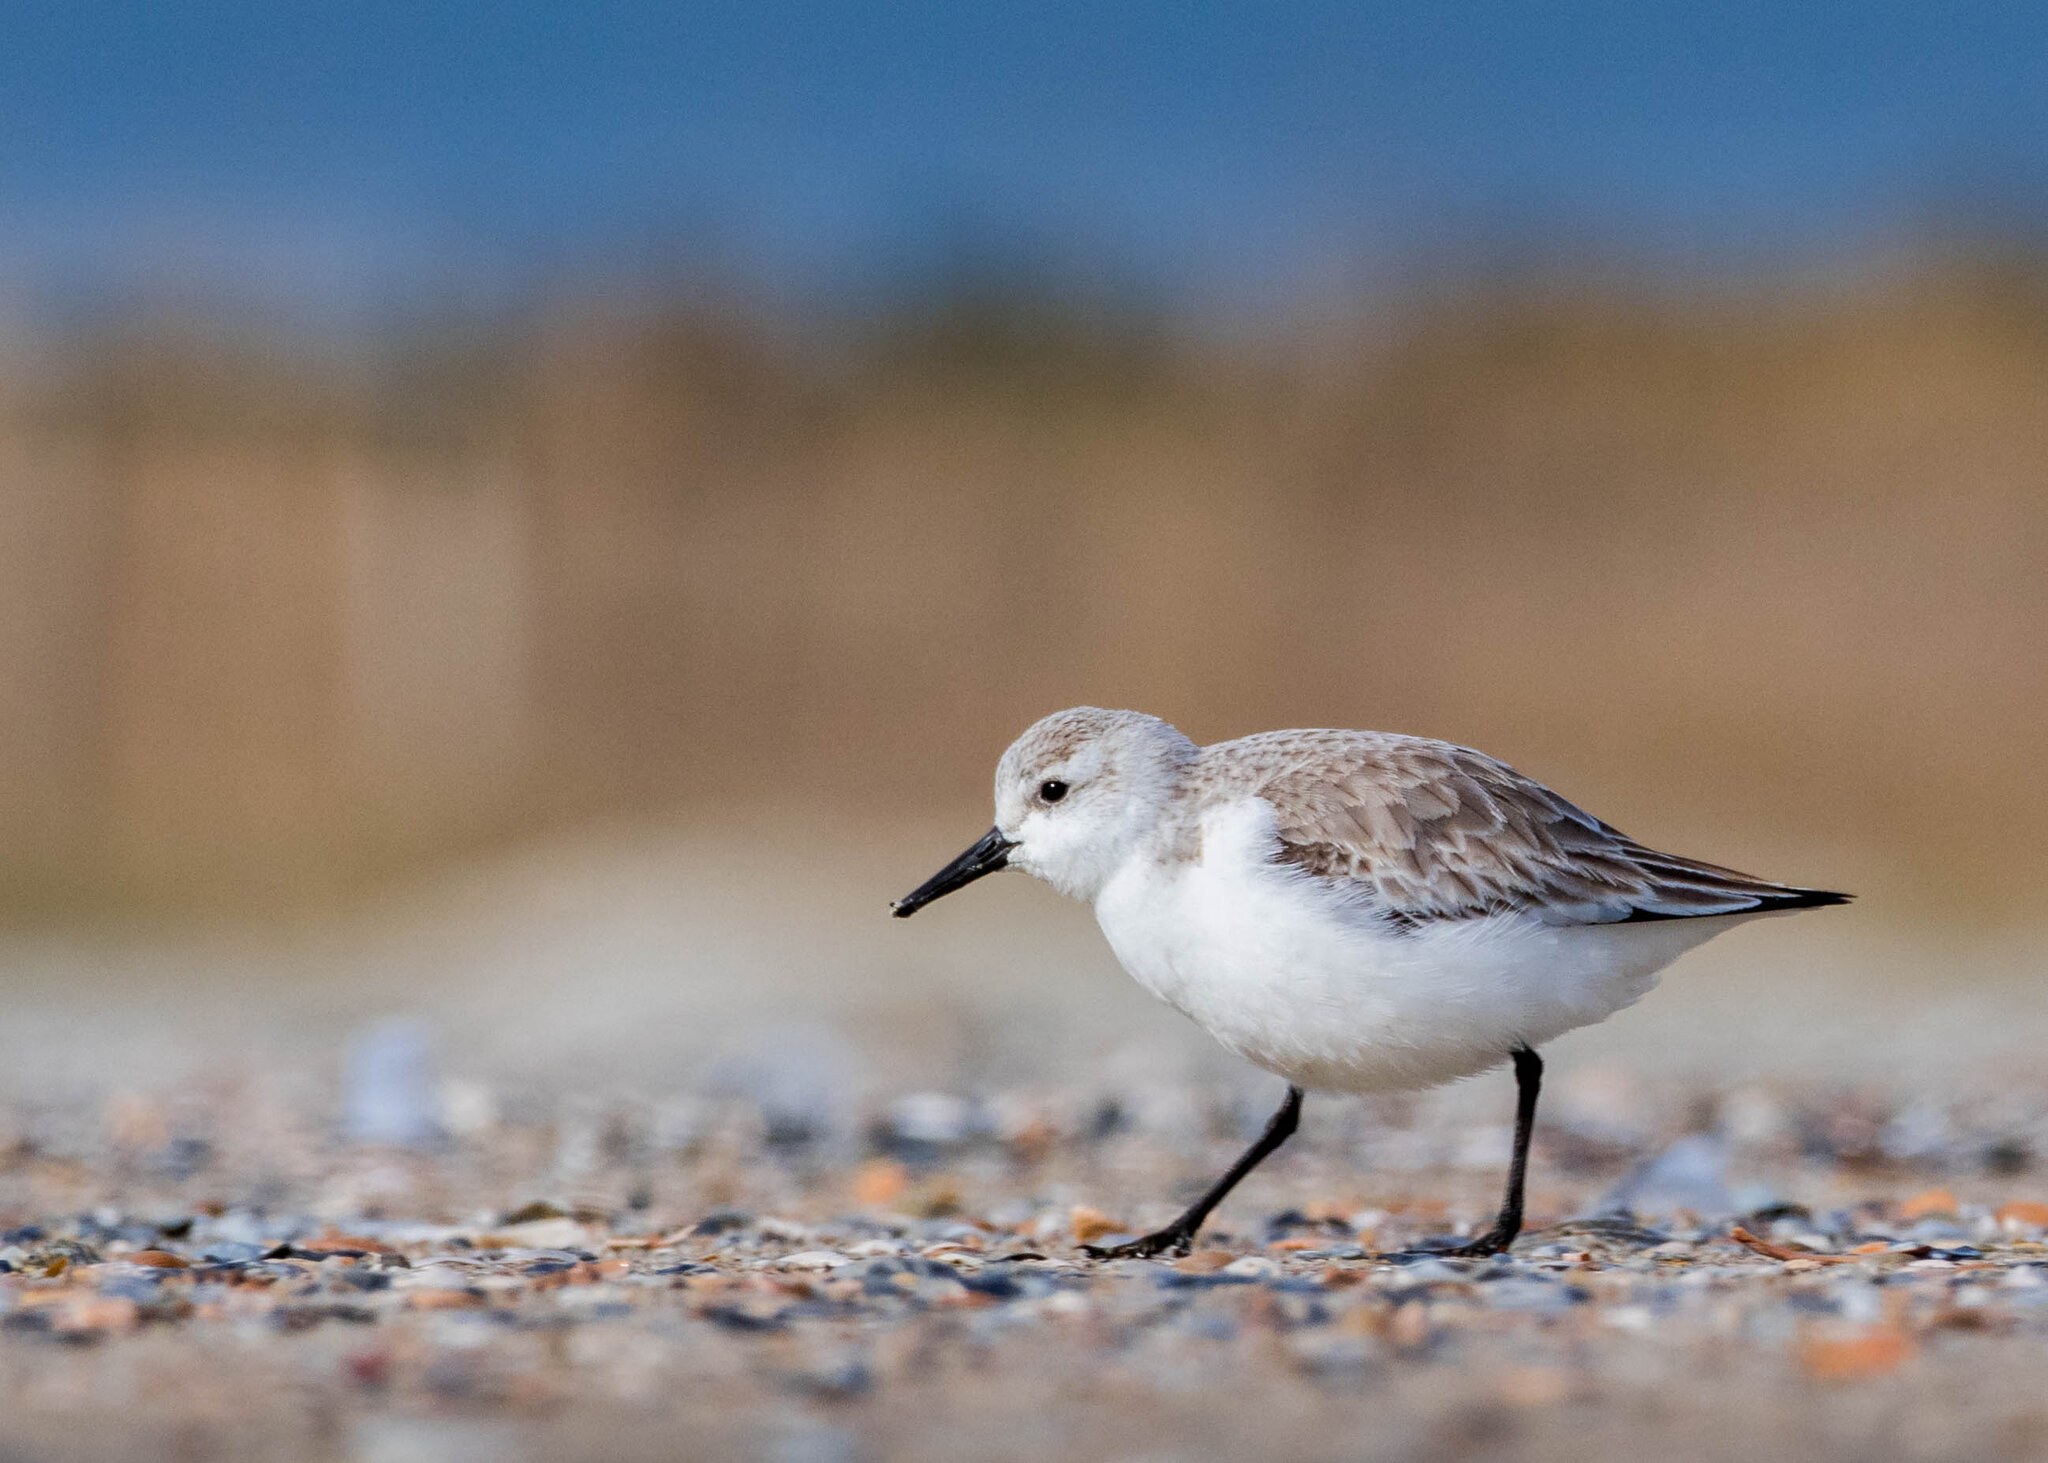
left=1038, top=779, right=1069, bottom=804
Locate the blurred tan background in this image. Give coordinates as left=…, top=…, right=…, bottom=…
left=3, top=4, right=2046, bottom=1103
left=3, top=264, right=2043, bottom=919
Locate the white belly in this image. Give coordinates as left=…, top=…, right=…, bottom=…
left=1091, top=800, right=1740, bottom=1093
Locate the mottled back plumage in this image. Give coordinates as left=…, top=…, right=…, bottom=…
left=1189, top=728, right=1848, bottom=927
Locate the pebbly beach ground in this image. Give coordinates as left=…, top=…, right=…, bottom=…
left=3, top=829, right=2047, bottom=1463
left=7, top=1060, right=2048, bottom=1463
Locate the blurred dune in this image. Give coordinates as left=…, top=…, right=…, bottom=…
left=0, top=255, right=2044, bottom=925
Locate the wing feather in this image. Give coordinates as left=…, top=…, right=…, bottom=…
left=1196, top=730, right=1849, bottom=927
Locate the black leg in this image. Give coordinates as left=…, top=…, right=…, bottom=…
left=1441, top=1046, right=1543, bottom=1257
left=1083, top=1085, right=1305, bottom=1260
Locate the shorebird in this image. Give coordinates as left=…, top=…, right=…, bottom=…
left=892, top=708, right=1847, bottom=1259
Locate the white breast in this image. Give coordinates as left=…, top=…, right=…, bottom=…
left=1091, top=797, right=1740, bottom=1093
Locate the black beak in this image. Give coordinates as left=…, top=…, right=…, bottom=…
left=892, top=827, right=1016, bottom=918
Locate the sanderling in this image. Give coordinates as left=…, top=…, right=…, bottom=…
left=893, top=707, right=1847, bottom=1258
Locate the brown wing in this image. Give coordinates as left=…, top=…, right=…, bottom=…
left=1206, top=730, right=1848, bottom=926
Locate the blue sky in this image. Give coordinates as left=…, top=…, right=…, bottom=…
left=5, top=2, right=2046, bottom=314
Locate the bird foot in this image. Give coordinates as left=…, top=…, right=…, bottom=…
left=1423, top=1226, right=1518, bottom=1258
left=1081, top=1226, right=1197, bottom=1260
